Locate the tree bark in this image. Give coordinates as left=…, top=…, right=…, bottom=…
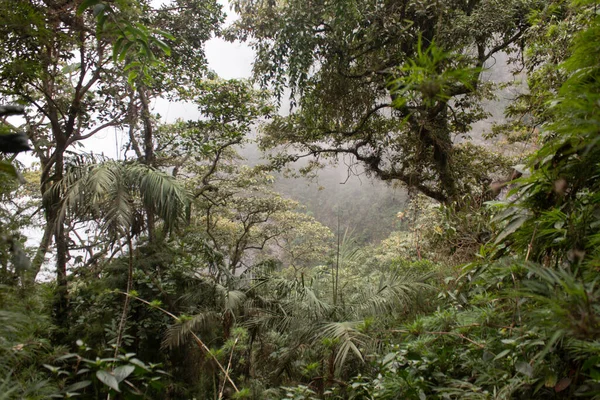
left=26, top=221, right=53, bottom=285
left=138, top=85, right=156, bottom=242
left=48, top=141, right=70, bottom=337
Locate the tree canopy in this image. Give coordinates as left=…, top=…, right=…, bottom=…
left=229, top=0, right=544, bottom=203
left=0, top=0, right=598, bottom=398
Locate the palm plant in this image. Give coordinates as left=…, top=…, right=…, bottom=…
left=49, top=159, right=190, bottom=352
left=162, top=276, right=248, bottom=348
left=243, top=266, right=432, bottom=389
left=52, top=160, right=190, bottom=241
left=0, top=286, right=62, bottom=399
left=345, top=271, right=433, bottom=320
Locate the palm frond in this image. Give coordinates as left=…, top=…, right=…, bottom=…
left=517, top=264, right=600, bottom=339
left=349, top=272, right=433, bottom=318
left=317, top=321, right=367, bottom=373
left=126, top=163, right=190, bottom=230
left=266, top=277, right=332, bottom=318
left=161, top=311, right=221, bottom=349
left=225, top=289, right=247, bottom=312
left=50, top=160, right=190, bottom=239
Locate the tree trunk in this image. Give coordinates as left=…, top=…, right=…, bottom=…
left=26, top=222, right=53, bottom=284
left=53, top=213, right=69, bottom=331
left=49, top=144, right=70, bottom=337
left=138, top=85, right=156, bottom=242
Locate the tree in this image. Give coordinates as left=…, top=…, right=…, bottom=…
left=0, top=0, right=222, bottom=329
left=229, top=0, right=544, bottom=203
left=50, top=159, right=190, bottom=346
left=241, top=264, right=431, bottom=392
left=497, top=0, right=600, bottom=265
left=185, top=164, right=332, bottom=281
left=346, top=2, right=600, bottom=397
left=115, top=0, right=223, bottom=240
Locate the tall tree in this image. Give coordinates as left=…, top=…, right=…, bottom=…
left=230, top=0, right=545, bottom=203
left=0, top=0, right=135, bottom=324
left=120, top=0, right=223, bottom=240
left=0, top=0, right=221, bottom=328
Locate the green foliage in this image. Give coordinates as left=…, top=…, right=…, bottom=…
left=54, top=160, right=190, bottom=238
left=0, top=286, right=61, bottom=399
left=495, top=0, right=600, bottom=265
left=388, top=36, right=480, bottom=109
left=46, top=343, right=167, bottom=398
left=77, top=0, right=181, bottom=87
left=234, top=0, right=543, bottom=202
left=341, top=3, right=600, bottom=398
left=0, top=0, right=599, bottom=399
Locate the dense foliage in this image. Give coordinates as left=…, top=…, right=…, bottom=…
left=0, top=0, right=598, bottom=398
left=229, top=0, right=542, bottom=203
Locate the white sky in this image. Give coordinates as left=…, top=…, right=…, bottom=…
left=205, top=0, right=254, bottom=79
left=150, top=0, right=255, bottom=123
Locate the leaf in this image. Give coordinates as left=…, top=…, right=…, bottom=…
left=482, top=350, right=495, bottom=362
left=555, top=377, right=572, bottom=392
left=112, top=37, right=125, bottom=63
left=495, top=215, right=528, bottom=244
left=123, top=61, right=141, bottom=72
left=124, top=24, right=148, bottom=42
left=545, top=373, right=558, bottom=388
left=152, top=37, right=171, bottom=56
left=97, top=11, right=108, bottom=32
left=76, top=0, right=100, bottom=15
left=56, top=353, right=79, bottom=361
left=0, top=161, right=19, bottom=179
left=96, top=370, right=120, bottom=392
left=92, top=3, right=106, bottom=17
left=138, top=40, right=154, bottom=60
left=128, top=358, right=150, bottom=371
left=65, top=380, right=92, bottom=392
left=118, top=41, right=136, bottom=62
left=493, top=349, right=511, bottom=360
left=515, top=361, right=534, bottom=378
left=127, top=70, right=139, bottom=86
left=583, top=356, right=600, bottom=371
left=43, top=364, right=60, bottom=373
left=155, top=29, right=176, bottom=41
left=513, top=164, right=528, bottom=175
left=113, top=365, right=135, bottom=383
left=381, top=352, right=395, bottom=366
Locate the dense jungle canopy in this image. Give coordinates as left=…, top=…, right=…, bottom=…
left=0, top=0, right=598, bottom=398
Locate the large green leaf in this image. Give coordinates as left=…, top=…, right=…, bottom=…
left=76, top=0, right=100, bottom=15
left=64, top=380, right=92, bottom=392
left=0, top=161, right=19, bottom=180
left=96, top=370, right=120, bottom=392
left=114, top=365, right=135, bottom=383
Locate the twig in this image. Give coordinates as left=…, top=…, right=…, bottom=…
left=114, top=235, right=133, bottom=359
left=219, top=336, right=239, bottom=399
left=525, top=225, right=537, bottom=262
left=517, top=224, right=538, bottom=326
